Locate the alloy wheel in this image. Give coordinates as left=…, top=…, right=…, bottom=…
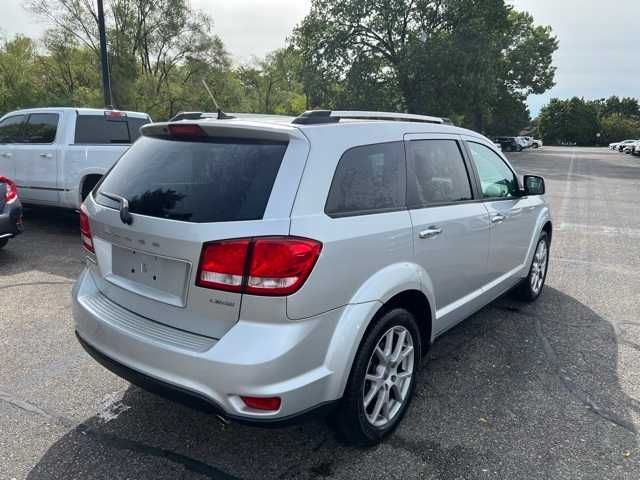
left=362, top=326, right=415, bottom=428
left=530, top=239, right=548, bottom=294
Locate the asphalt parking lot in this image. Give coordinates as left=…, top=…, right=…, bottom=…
left=1, top=146, right=639, bottom=479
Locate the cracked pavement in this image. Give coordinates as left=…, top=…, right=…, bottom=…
left=1, top=146, right=639, bottom=479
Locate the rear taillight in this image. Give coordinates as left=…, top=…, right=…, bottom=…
left=197, top=239, right=251, bottom=292
left=0, top=176, right=17, bottom=204
left=196, top=237, right=322, bottom=296
left=79, top=205, right=94, bottom=253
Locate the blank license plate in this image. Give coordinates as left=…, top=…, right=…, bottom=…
left=111, top=245, right=190, bottom=302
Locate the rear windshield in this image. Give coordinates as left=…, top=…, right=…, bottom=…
left=75, top=115, right=149, bottom=144
left=96, top=136, right=288, bottom=223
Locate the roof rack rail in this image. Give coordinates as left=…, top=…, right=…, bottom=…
left=292, top=110, right=444, bottom=125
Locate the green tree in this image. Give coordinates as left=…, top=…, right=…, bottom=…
left=538, top=97, right=600, bottom=145
left=293, top=0, right=558, bottom=131
left=0, top=36, right=45, bottom=115
left=600, top=113, right=640, bottom=144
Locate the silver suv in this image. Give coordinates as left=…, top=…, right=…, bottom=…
left=73, top=110, right=551, bottom=445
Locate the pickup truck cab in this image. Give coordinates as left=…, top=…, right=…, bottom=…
left=0, top=108, right=151, bottom=210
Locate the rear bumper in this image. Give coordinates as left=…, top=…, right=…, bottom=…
left=0, top=200, right=23, bottom=239
left=75, top=331, right=338, bottom=426
left=72, top=268, right=351, bottom=423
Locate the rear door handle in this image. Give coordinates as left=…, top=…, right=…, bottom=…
left=418, top=226, right=443, bottom=239
left=1, top=152, right=12, bottom=158
left=491, top=214, right=506, bottom=224
left=39, top=153, right=53, bottom=159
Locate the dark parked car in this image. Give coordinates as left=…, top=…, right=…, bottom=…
left=493, top=137, right=522, bottom=152
left=0, top=176, right=23, bottom=249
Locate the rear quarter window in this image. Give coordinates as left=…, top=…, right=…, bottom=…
left=325, top=142, right=406, bottom=217
left=75, top=115, right=150, bottom=144
left=96, top=136, right=288, bottom=223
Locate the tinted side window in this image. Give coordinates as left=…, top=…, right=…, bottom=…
left=407, top=139, right=472, bottom=207
left=75, top=115, right=149, bottom=144
left=23, top=113, right=59, bottom=143
left=0, top=115, right=26, bottom=143
left=467, top=142, right=519, bottom=198
left=325, top=142, right=405, bottom=217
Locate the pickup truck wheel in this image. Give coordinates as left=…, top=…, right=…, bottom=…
left=331, top=308, right=421, bottom=446
left=514, top=232, right=549, bottom=302
left=0, top=238, right=8, bottom=249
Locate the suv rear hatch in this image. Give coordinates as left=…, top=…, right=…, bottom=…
left=83, top=121, right=309, bottom=339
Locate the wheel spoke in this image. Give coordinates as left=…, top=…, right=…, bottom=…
left=364, top=382, right=381, bottom=408
left=374, top=346, right=386, bottom=364
left=371, top=387, right=386, bottom=422
left=383, top=330, right=394, bottom=357
left=399, top=345, right=414, bottom=362
left=391, top=329, right=407, bottom=363
left=382, top=388, right=391, bottom=421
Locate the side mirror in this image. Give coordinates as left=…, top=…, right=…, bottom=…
left=523, top=175, right=545, bottom=195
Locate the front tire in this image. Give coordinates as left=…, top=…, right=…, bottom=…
left=514, top=232, right=549, bottom=302
left=331, top=308, right=421, bottom=446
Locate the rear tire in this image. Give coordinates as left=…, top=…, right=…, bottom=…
left=331, top=308, right=421, bottom=446
left=514, top=232, right=549, bottom=302
left=0, top=238, right=8, bottom=249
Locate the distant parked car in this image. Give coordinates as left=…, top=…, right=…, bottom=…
left=0, top=107, right=152, bottom=210
left=531, top=139, right=543, bottom=149
left=615, top=140, right=637, bottom=152
left=493, top=136, right=522, bottom=152
left=0, top=176, right=22, bottom=249
left=515, top=137, right=530, bottom=149
left=631, top=141, right=640, bottom=156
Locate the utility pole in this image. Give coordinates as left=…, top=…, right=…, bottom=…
left=97, top=0, right=113, bottom=108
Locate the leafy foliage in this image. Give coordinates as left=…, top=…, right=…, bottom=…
left=2, top=0, right=558, bottom=132
left=293, top=0, right=558, bottom=133
left=538, top=96, right=640, bottom=145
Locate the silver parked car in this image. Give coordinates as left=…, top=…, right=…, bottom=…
left=73, top=110, right=552, bottom=445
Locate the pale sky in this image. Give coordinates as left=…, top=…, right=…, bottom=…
left=1, top=0, right=639, bottom=116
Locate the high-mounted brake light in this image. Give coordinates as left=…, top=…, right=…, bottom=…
left=196, top=237, right=322, bottom=296
left=0, top=176, right=17, bottom=204
left=104, top=110, right=126, bottom=119
left=79, top=204, right=94, bottom=253
left=168, top=123, right=207, bottom=138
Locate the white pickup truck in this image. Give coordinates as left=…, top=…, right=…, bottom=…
left=0, top=107, right=151, bottom=209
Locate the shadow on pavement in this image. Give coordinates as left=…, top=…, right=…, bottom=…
left=0, top=206, right=83, bottom=280
left=26, top=287, right=639, bottom=479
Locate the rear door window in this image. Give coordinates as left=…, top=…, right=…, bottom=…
left=325, top=142, right=406, bottom=217
left=0, top=115, right=26, bottom=143
left=96, top=136, right=288, bottom=223
left=75, top=114, right=150, bottom=144
left=406, top=139, right=473, bottom=207
left=23, top=113, right=59, bottom=143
